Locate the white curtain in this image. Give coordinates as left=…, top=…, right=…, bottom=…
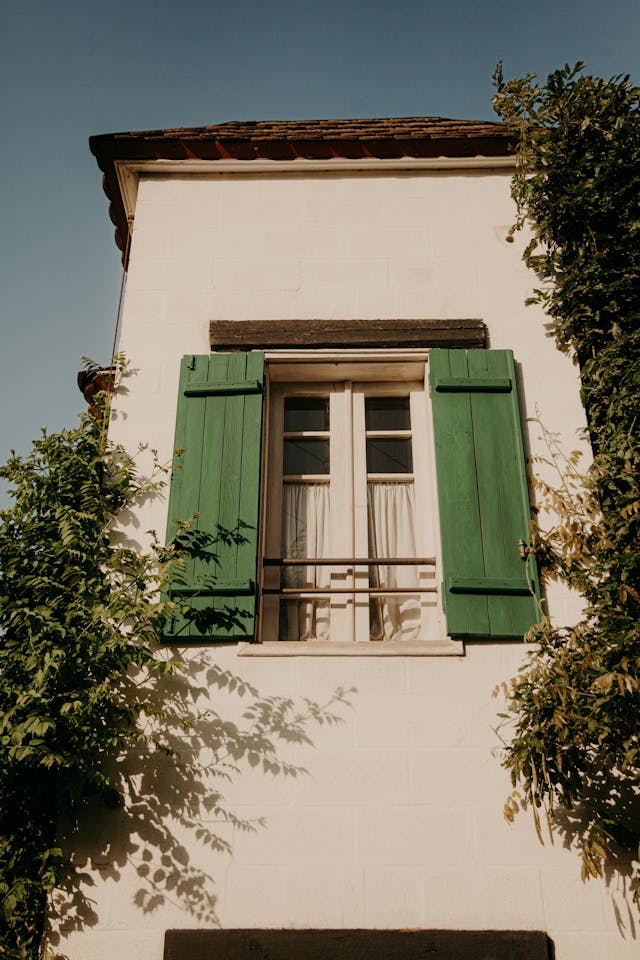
left=280, top=483, right=330, bottom=641
left=367, top=481, right=420, bottom=641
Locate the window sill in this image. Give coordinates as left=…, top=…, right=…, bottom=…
left=237, top=639, right=464, bottom=656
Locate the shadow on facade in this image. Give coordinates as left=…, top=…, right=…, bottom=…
left=47, top=629, right=352, bottom=947
left=550, top=773, right=640, bottom=938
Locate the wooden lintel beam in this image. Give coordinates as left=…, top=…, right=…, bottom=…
left=210, top=318, right=486, bottom=351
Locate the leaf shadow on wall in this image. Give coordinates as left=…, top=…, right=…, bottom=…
left=549, top=774, right=640, bottom=938
left=47, top=651, right=353, bottom=949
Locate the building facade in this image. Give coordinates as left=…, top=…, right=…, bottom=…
left=58, top=118, right=636, bottom=959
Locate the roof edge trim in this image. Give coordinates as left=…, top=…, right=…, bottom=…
left=116, top=154, right=516, bottom=223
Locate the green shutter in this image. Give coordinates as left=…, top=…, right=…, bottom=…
left=429, top=349, right=540, bottom=640
left=164, top=352, right=264, bottom=642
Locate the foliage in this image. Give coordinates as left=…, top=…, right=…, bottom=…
left=0, top=371, right=350, bottom=958
left=0, top=371, right=175, bottom=957
left=492, top=64, right=640, bottom=884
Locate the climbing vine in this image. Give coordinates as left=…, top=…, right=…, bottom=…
left=492, top=64, right=640, bottom=882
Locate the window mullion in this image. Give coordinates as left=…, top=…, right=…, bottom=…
left=329, top=384, right=349, bottom=642
left=345, top=380, right=356, bottom=644
left=352, top=388, right=370, bottom=642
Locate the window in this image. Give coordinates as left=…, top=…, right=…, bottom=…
left=164, top=348, right=540, bottom=648
left=260, top=363, right=443, bottom=646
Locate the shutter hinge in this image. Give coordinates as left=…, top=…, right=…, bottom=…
left=518, top=539, right=535, bottom=560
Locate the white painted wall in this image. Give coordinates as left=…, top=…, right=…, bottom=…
left=54, top=168, right=636, bottom=960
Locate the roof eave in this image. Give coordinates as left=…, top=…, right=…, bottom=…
left=90, top=127, right=515, bottom=261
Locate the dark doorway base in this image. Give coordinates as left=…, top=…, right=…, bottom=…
left=164, top=928, right=553, bottom=960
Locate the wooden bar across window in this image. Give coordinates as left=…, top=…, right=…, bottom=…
left=264, top=557, right=436, bottom=566
left=262, top=587, right=438, bottom=595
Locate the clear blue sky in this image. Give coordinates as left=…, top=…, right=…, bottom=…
left=1, top=0, right=638, bottom=503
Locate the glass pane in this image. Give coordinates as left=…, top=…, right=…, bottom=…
left=284, top=438, right=330, bottom=475
left=365, top=396, right=411, bottom=431
left=366, top=438, right=413, bottom=473
left=284, top=397, right=329, bottom=432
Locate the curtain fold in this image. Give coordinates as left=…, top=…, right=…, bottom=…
left=280, top=483, right=330, bottom=641
left=367, top=481, right=420, bottom=641
left=279, top=481, right=419, bottom=642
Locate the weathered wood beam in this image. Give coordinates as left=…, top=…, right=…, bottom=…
left=210, top=318, right=486, bottom=351
left=165, top=928, right=552, bottom=960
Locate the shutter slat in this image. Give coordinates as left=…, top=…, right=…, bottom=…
left=172, top=355, right=210, bottom=640
left=217, top=354, right=256, bottom=637
left=194, top=353, right=230, bottom=641
left=431, top=350, right=490, bottom=637
left=470, top=350, right=521, bottom=637
left=430, top=348, right=540, bottom=640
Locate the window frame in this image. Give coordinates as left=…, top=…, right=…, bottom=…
left=240, top=350, right=463, bottom=656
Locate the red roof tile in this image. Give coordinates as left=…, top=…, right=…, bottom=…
left=94, top=116, right=509, bottom=143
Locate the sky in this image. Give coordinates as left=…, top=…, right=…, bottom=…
left=1, top=0, right=639, bottom=505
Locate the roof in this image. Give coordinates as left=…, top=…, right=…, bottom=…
left=89, top=116, right=514, bottom=256
left=91, top=116, right=510, bottom=146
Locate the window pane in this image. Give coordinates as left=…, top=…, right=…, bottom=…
left=284, top=397, right=329, bottom=432
left=284, top=438, right=330, bottom=475
left=365, top=396, right=410, bottom=431
left=366, top=438, right=413, bottom=473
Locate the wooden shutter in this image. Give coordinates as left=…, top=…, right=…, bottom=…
left=164, top=352, right=264, bottom=642
left=429, top=349, right=540, bottom=639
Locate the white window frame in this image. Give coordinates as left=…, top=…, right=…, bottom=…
left=238, top=350, right=463, bottom=657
